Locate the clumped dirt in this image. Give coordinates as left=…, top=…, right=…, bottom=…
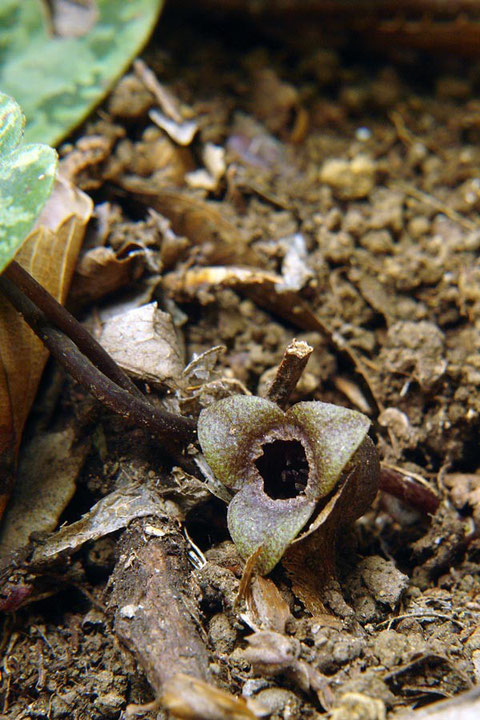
left=1, top=5, right=480, bottom=719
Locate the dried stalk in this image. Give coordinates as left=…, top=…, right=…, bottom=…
left=266, top=339, right=313, bottom=409
left=4, top=261, right=143, bottom=398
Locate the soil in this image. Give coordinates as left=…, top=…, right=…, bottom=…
left=1, top=4, right=480, bottom=720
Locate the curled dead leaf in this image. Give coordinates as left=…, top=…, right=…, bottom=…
left=163, top=261, right=382, bottom=411
left=0, top=174, right=92, bottom=518
left=71, top=243, right=146, bottom=304
left=31, top=482, right=180, bottom=565
left=164, top=265, right=282, bottom=304
left=163, top=263, right=327, bottom=332
left=238, top=631, right=333, bottom=709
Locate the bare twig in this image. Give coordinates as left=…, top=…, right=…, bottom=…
left=396, top=181, right=479, bottom=232
left=0, top=275, right=197, bottom=449
left=4, top=261, right=143, bottom=399
left=379, top=465, right=440, bottom=515
left=376, top=611, right=463, bottom=631
left=266, top=339, right=313, bottom=409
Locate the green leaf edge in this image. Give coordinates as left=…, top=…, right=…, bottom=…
left=0, top=0, right=165, bottom=146
left=0, top=92, right=57, bottom=273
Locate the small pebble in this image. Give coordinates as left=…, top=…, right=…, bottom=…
left=320, top=154, right=376, bottom=199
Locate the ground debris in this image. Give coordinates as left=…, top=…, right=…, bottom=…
left=162, top=673, right=260, bottom=720
left=3, top=6, right=480, bottom=719
left=443, top=473, right=480, bottom=529
left=320, top=155, right=377, bottom=200
left=346, top=556, right=409, bottom=616
left=236, top=629, right=334, bottom=709
left=330, top=692, right=386, bottom=720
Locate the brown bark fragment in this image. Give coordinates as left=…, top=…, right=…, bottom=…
left=110, top=518, right=211, bottom=695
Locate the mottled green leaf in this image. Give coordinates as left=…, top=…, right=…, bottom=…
left=0, top=0, right=164, bottom=146
left=0, top=92, right=57, bottom=273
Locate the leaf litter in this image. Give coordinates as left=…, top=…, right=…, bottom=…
left=1, top=6, right=480, bottom=720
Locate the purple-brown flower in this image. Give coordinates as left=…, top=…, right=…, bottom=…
left=198, top=395, right=379, bottom=574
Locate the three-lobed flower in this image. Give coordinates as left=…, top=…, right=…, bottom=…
left=198, top=395, right=379, bottom=574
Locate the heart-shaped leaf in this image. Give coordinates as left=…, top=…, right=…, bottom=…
left=0, top=92, right=57, bottom=273
left=0, top=0, right=164, bottom=146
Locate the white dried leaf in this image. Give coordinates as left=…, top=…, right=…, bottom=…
left=99, top=302, right=184, bottom=386
left=149, top=108, right=198, bottom=146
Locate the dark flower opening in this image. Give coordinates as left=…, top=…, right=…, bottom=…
left=256, top=439, right=310, bottom=500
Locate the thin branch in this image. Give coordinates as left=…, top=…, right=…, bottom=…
left=0, top=275, right=197, bottom=449
left=4, top=261, right=143, bottom=399
left=379, top=465, right=440, bottom=515
left=266, top=339, right=313, bottom=409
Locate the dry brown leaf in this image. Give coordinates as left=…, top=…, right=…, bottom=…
left=0, top=175, right=92, bottom=518
left=162, top=673, right=259, bottom=720
left=0, top=425, right=90, bottom=554
left=163, top=264, right=326, bottom=330
left=99, top=302, right=184, bottom=387
left=31, top=482, right=180, bottom=565
left=125, top=189, right=260, bottom=265
left=71, top=243, right=146, bottom=304
left=246, top=577, right=292, bottom=633
left=163, top=266, right=282, bottom=303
